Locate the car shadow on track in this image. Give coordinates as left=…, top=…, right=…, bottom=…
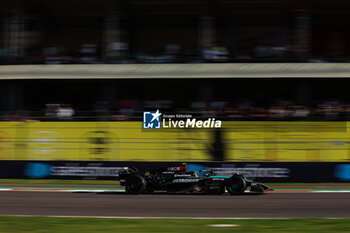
left=93, top=191, right=264, bottom=196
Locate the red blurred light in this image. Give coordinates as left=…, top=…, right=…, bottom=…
left=293, top=9, right=308, bottom=12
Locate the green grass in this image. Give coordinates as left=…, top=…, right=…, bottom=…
left=0, top=216, right=350, bottom=233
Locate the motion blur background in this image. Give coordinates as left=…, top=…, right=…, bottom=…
left=1, top=0, right=350, bottom=64
left=1, top=0, right=350, bottom=168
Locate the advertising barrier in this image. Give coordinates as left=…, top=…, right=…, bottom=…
left=1, top=121, right=350, bottom=162
left=0, top=160, right=349, bottom=182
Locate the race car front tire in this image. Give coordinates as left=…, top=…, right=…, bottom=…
left=125, top=175, right=147, bottom=194
left=226, top=176, right=247, bottom=195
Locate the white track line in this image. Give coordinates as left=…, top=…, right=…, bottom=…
left=314, top=191, right=350, bottom=193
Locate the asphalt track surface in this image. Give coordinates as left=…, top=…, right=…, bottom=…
left=0, top=186, right=350, bottom=218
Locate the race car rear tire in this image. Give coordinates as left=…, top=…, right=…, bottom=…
left=226, top=176, right=246, bottom=195
left=125, top=175, right=147, bottom=194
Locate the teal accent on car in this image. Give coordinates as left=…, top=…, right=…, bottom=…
left=160, top=182, right=173, bottom=186
left=209, top=176, right=254, bottom=183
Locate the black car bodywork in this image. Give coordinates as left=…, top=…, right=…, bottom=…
left=118, top=166, right=272, bottom=195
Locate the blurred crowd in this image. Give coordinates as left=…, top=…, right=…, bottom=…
left=2, top=0, right=350, bottom=65
left=113, top=99, right=350, bottom=121
left=1, top=42, right=348, bottom=65
left=2, top=99, right=350, bottom=122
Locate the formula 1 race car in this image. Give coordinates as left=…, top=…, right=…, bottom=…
left=118, top=164, right=272, bottom=195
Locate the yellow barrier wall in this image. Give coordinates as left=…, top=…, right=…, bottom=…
left=0, top=121, right=349, bottom=161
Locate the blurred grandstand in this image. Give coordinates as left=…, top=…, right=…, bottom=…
left=1, top=75, right=350, bottom=122
left=1, top=0, right=350, bottom=164
left=0, top=0, right=350, bottom=64
left=1, top=100, right=350, bottom=122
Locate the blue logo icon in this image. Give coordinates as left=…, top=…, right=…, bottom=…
left=25, top=163, right=52, bottom=178
left=335, top=164, right=350, bottom=181
left=143, top=109, right=162, bottom=129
